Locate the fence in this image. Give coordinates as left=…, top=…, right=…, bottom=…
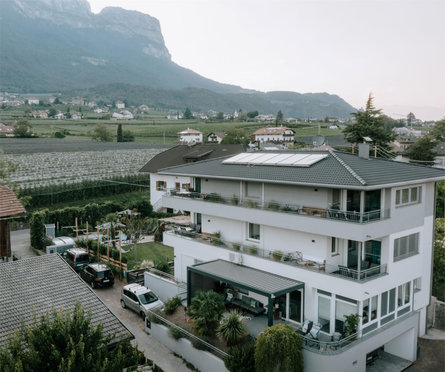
left=85, top=248, right=127, bottom=270
left=428, top=296, right=445, bottom=330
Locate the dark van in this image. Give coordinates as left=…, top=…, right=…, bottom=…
left=62, top=248, right=90, bottom=272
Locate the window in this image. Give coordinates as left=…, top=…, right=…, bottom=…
left=175, top=182, right=180, bottom=191
left=381, top=288, right=396, bottom=317
left=156, top=180, right=166, bottom=191
left=414, top=277, right=421, bottom=292
left=318, top=295, right=331, bottom=333
left=395, top=186, right=421, bottom=207
left=394, top=233, right=419, bottom=261
left=362, top=296, right=378, bottom=324
left=398, top=282, right=411, bottom=308
left=182, top=183, right=190, bottom=191
left=331, top=237, right=338, bottom=255
left=335, top=297, right=357, bottom=333
left=248, top=223, right=260, bottom=240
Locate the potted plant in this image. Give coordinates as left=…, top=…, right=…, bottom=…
left=232, top=242, right=241, bottom=251
left=344, top=313, right=359, bottom=338
left=271, top=250, right=284, bottom=261
left=244, top=199, right=257, bottom=208
left=267, top=201, right=281, bottom=211
left=231, top=195, right=239, bottom=205
left=247, top=245, right=258, bottom=255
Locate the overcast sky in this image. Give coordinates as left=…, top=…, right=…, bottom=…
left=89, top=0, right=445, bottom=120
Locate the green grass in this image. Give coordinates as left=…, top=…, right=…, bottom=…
left=29, top=190, right=149, bottom=212
left=123, top=241, right=174, bottom=270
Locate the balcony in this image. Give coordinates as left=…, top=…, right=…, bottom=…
left=166, top=229, right=387, bottom=283
left=166, top=190, right=390, bottom=224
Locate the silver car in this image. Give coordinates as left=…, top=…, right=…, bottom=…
left=120, top=283, right=164, bottom=319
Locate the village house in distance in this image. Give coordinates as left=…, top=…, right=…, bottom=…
left=178, top=128, right=203, bottom=144
left=151, top=145, right=445, bottom=371
left=253, top=126, right=295, bottom=143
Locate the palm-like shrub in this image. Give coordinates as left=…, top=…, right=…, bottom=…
left=218, top=310, right=246, bottom=346
left=164, top=296, right=182, bottom=315
left=188, top=291, right=225, bottom=336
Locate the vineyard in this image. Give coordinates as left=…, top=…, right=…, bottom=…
left=5, top=148, right=164, bottom=189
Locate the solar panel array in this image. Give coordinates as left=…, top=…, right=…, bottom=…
left=222, top=153, right=328, bottom=167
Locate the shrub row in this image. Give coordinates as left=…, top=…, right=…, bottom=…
left=19, top=174, right=149, bottom=208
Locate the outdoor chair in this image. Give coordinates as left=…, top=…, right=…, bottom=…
left=338, top=265, right=351, bottom=277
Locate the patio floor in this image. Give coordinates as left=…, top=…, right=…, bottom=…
left=367, top=351, right=412, bottom=372
left=244, top=315, right=300, bottom=338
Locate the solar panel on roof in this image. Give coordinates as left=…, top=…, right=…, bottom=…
left=223, top=152, right=328, bottom=167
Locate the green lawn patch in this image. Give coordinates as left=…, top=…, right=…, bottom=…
left=123, top=241, right=174, bottom=270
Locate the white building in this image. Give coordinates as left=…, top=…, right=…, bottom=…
left=139, top=144, right=245, bottom=211
left=253, top=126, right=295, bottom=143
left=178, top=128, right=203, bottom=144
left=27, top=98, right=39, bottom=105
left=112, top=110, right=134, bottom=120
left=115, top=101, right=125, bottom=109
left=206, top=132, right=226, bottom=144
left=156, top=146, right=445, bottom=372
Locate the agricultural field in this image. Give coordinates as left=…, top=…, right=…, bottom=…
left=2, top=146, right=166, bottom=189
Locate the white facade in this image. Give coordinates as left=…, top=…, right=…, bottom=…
left=158, top=162, right=442, bottom=371
left=150, top=173, right=192, bottom=212
left=179, top=129, right=203, bottom=144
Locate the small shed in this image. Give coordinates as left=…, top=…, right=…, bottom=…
left=0, top=186, right=26, bottom=261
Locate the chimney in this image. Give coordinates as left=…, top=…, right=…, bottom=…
left=358, top=143, right=370, bottom=159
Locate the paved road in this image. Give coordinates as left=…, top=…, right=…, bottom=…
left=11, top=229, right=36, bottom=259
left=94, top=280, right=190, bottom=372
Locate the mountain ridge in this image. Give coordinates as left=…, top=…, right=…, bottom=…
left=0, top=0, right=357, bottom=118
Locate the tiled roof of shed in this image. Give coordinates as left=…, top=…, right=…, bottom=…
left=0, top=254, right=131, bottom=347
left=0, top=186, right=26, bottom=218
left=158, top=150, right=445, bottom=189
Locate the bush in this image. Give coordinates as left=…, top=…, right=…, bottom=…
left=30, top=212, right=46, bottom=250
left=218, top=310, right=246, bottom=346
left=164, top=296, right=182, bottom=315
left=232, top=243, right=241, bottom=251
left=247, top=246, right=258, bottom=255
left=255, top=324, right=303, bottom=372
left=188, top=291, right=225, bottom=336
left=154, top=258, right=170, bottom=274
left=225, top=343, right=256, bottom=372
left=147, top=308, right=164, bottom=324
left=168, top=326, right=184, bottom=340
left=271, top=250, right=284, bottom=261
left=191, top=336, right=212, bottom=351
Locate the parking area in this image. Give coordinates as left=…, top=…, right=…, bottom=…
left=93, top=279, right=190, bottom=372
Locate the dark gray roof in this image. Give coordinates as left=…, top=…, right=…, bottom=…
left=139, top=144, right=245, bottom=173
left=0, top=254, right=131, bottom=347
left=189, top=259, right=303, bottom=297
left=158, top=150, right=445, bottom=189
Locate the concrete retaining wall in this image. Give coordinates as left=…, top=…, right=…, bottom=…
left=144, top=271, right=186, bottom=302
left=145, top=321, right=228, bottom=372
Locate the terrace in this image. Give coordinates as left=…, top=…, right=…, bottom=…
left=166, top=189, right=390, bottom=224
left=166, top=229, right=387, bottom=282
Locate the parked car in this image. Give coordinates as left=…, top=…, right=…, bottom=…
left=80, top=263, right=114, bottom=289
left=120, top=283, right=164, bottom=319
left=62, top=248, right=90, bottom=272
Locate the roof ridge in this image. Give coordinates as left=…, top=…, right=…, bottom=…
left=329, top=149, right=367, bottom=185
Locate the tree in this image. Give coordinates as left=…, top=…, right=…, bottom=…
left=407, top=137, right=437, bottom=163
left=431, top=118, right=445, bottom=142
left=183, top=108, right=193, bottom=119
left=30, top=212, right=46, bottom=250
left=407, top=112, right=416, bottom=127
left=91, top=124, right=113, bottom=142
left=225, top=342, right=256, bottom=372
left=120, top=213, right=149, bottom=262
left=343, top=94, right=395, bottom=150
left=188, top=290, right=225, bottom=336
left=117, top=124, right=123, bottom=142
left=0, top=150, right=17, bottom=186
left=13, top=119, right=33, bottom=138
left=53, top=97, right=62, bottom=104
left=122, top=130, right=135, bottom=142
left=216, top=112, right=224, bottom=121
left=218, top=310, right=246, bottom=346
left=254, top=324, right=303, bottom=372
left=432, top=218, right=444, bottom=301
left=0, top=302, right=145, bottom=371
left=221, top=128, right=249, bottom=145
left=276, top=110, right=283, bottom=125
left=48, top=108, right=57, bottom=118
left=246, top=110, right=259, bottom=119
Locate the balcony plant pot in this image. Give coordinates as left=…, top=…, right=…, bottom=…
left=248, top=246, right=258, bottom=255
left=232, top=243, right=241, bottom=251
left=271, top=250, right=284, bottom=261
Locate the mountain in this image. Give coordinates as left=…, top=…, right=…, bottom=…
left=0, top=0, right=356, bottom=118
left=66, top=84, right=355, bottom=118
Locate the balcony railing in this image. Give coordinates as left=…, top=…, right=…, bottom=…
left=300, top=332, right=358, bottom=353
left=167, top=229, right=387, bottom=282
left=165, top=190, right=390, bottom=224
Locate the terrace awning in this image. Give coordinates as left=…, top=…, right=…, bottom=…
left=187, top=259, right=304, bottom=326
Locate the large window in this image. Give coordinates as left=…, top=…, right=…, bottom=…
left=247, top=223, right=260, bottom=241
left=394, top=233, right=419, bottom=262
left=318, top=293, right=331, bottom=333
left=156, top=180, right=166, bottom=191
left=395, top=186, right=421, bottom=207
left=335, top=296, right=357, bottom=333
left=362, top=295, right=378, bottom=325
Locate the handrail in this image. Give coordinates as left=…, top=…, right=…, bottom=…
left=165, top=189, right=390, bottom=224
left=300, top=332, right=358, bottom=352
left=167, top=230, right=387, bottom=282
left=146, top=308, right=231, bottom=359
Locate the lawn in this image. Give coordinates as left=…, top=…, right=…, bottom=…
left=123, top=241, right=174, bottom=270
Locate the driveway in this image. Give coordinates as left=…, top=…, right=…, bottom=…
left=11, top=229, right=36, bottom=259
left=94, top=279, right=191, bottom=372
